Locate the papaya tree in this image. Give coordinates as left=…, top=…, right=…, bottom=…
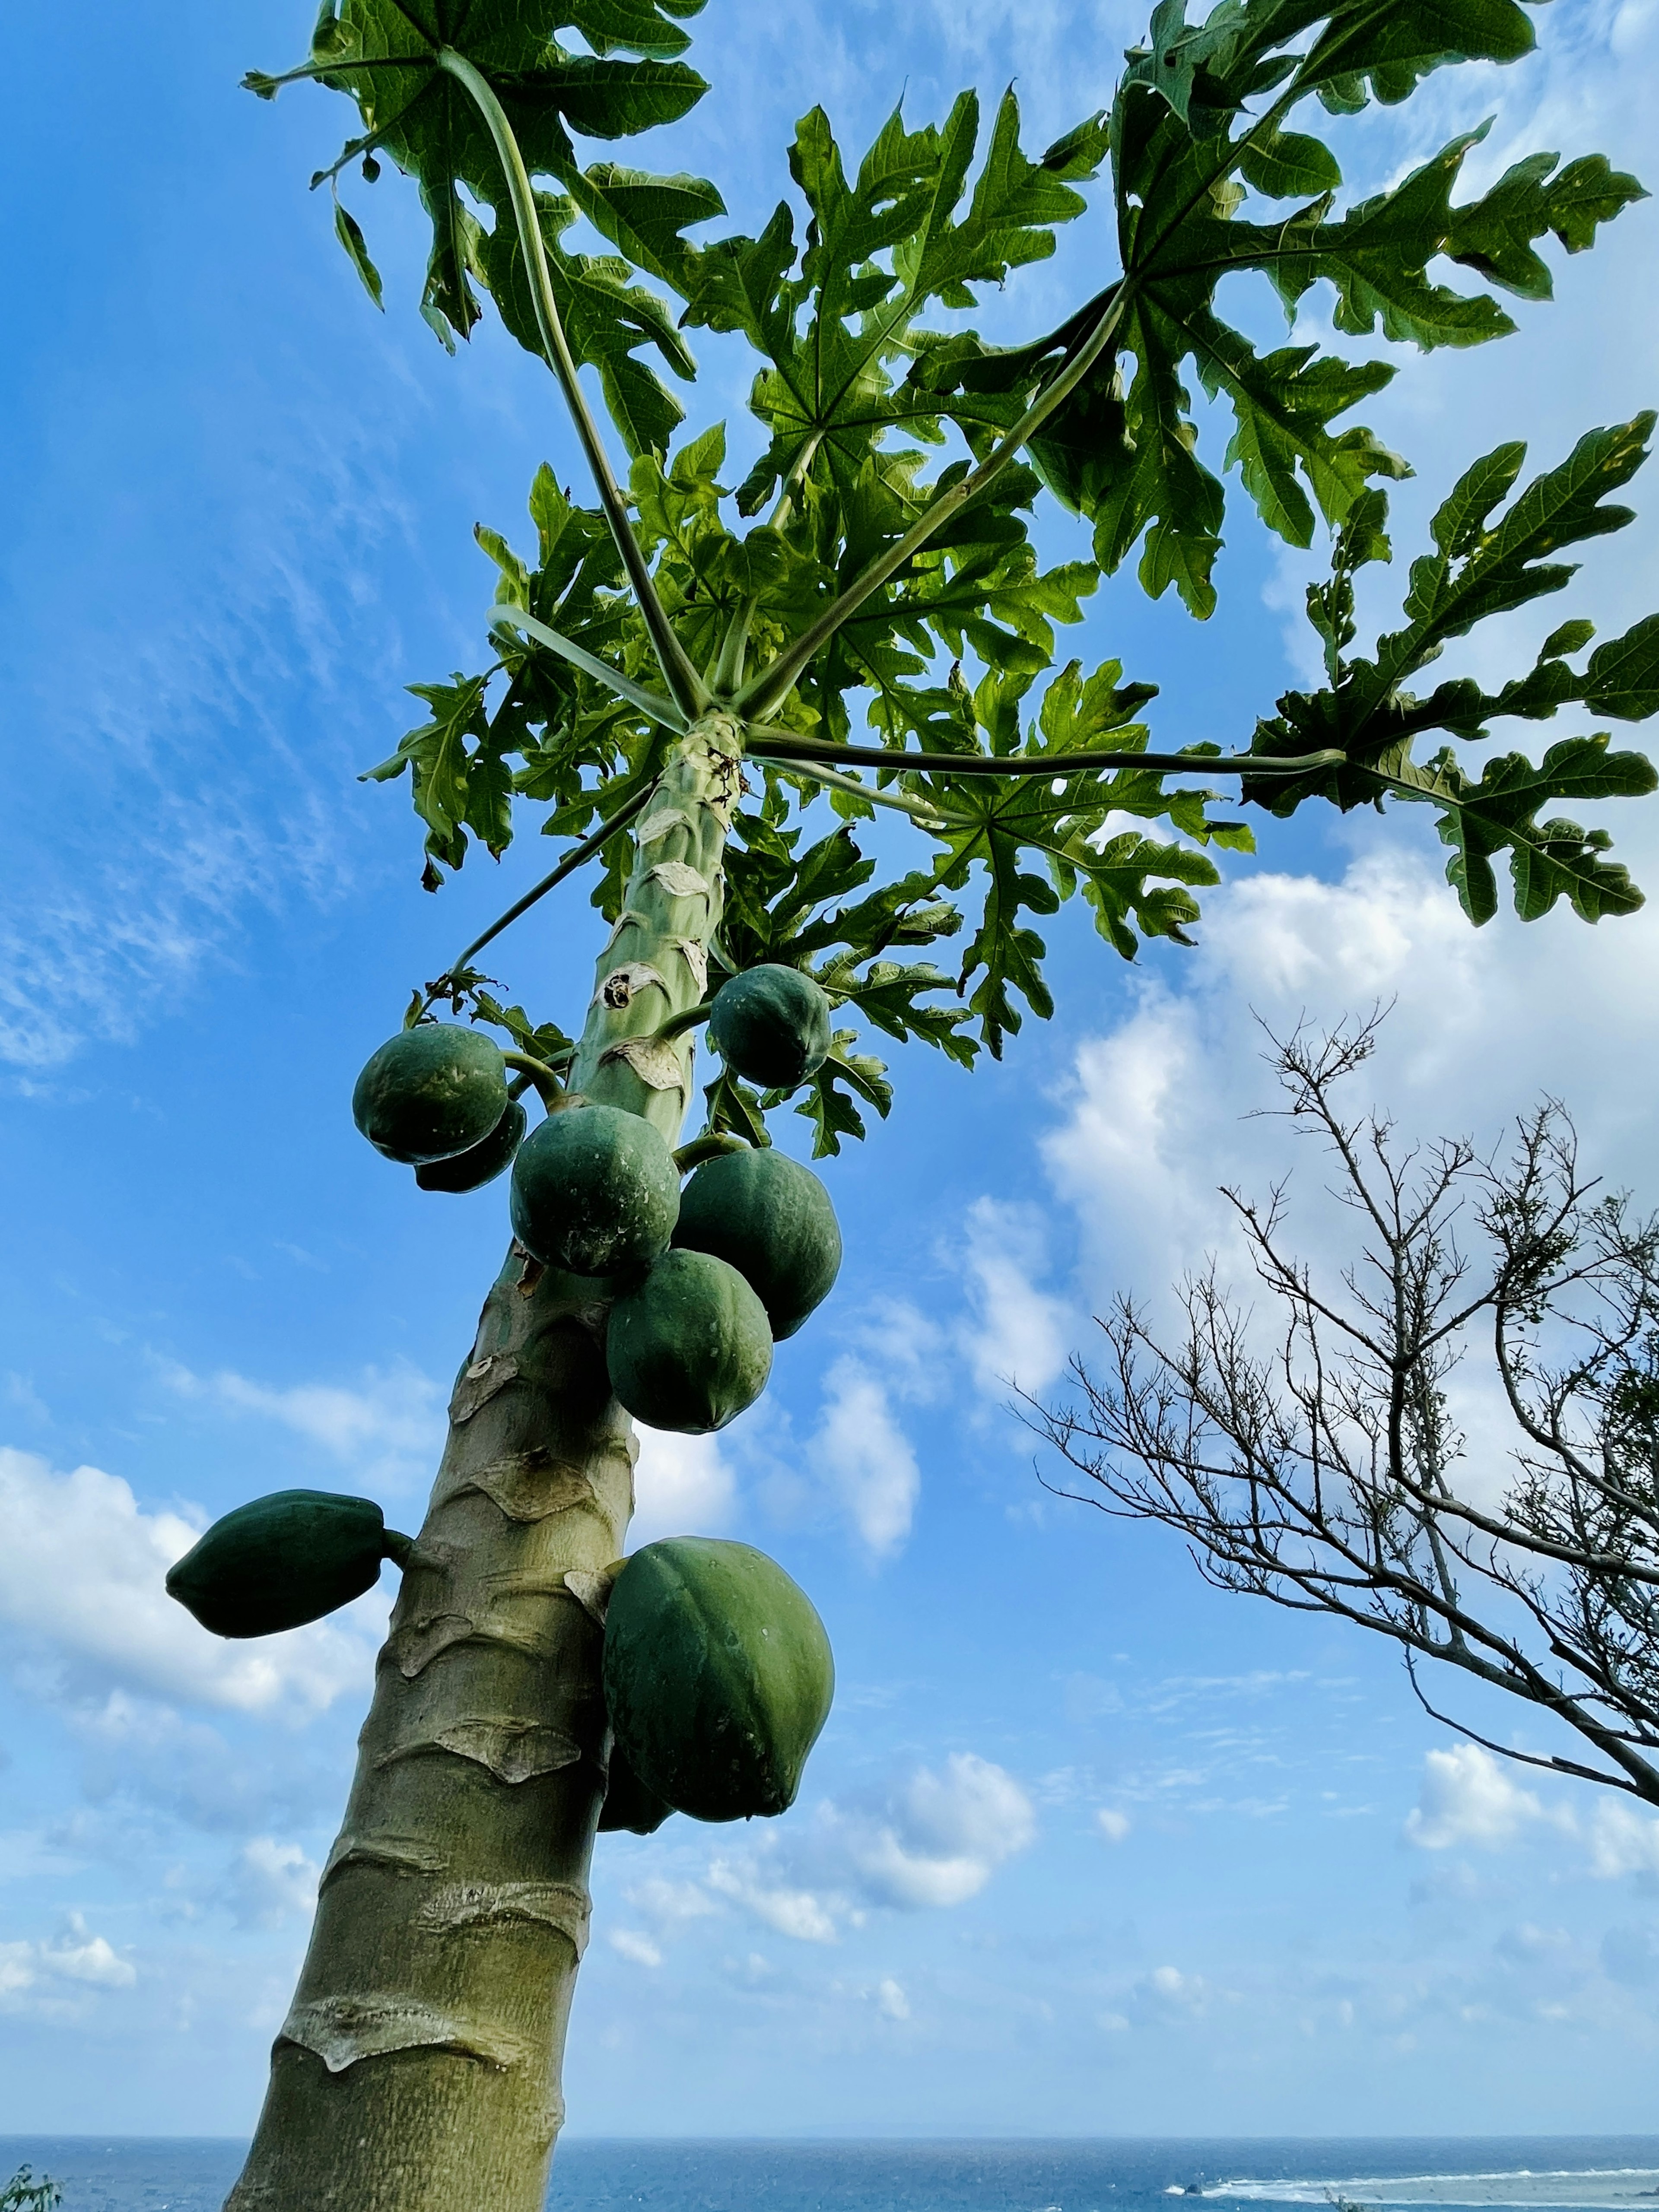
left=176, top=0, right=1659, bottom=2204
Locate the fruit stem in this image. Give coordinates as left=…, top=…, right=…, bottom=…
left=648, top=999, right=715, bottom=1047
left=672, top=1132, right=747, bottom=1174
left=380, top=1528, right=416, bottom=1569
left=502, top=1051, right=566, bottom=1107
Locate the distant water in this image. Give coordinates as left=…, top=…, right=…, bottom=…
left=6, top=2136, right=1659, bottom=2212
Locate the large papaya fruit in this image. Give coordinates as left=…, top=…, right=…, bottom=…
left=352, top=1025, right=507, bottom=1165
left=510, top=1101, right=680, bottom=1277
left=166, top=1490, right=401, bottom=1638
left=415, top=1098, right=527, bottom=1193
left=603, top=1537, right=834, bottom=1822
left=673, top=1147, right=841, bottom=1340
left=607, top=1248, right=772, bottom=1434
left=708, top=965, right=832, bottom=1090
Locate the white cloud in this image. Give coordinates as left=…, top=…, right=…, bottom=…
left=229, top=1838, right=320, bottom=1928
left=1130, top=1964, right=1211, bottom=2024
left=704, top=1753, right=1036, bottom=1946
left=957, top=1198, right=1072, bottom=1401
left=0, top=1446, right=377, bottom=1715
left=706, top=1859, right=840, bottom=1944
left=1096, top=1808, right=1131, bottom=1843
left=0, top=1913, right=137, bottom=2005
left=40, top=1915, right=138, bottom=1989
left=1587, top=1800, right=1659, bottom=1880
left=876, top=1975, right=910, bottom=2020
left=808, top=1357, right=921, bottom=1559
left=162, top=1360, right=443, bottom=1490
left=629, top=1431, right=736, bottom=1550
left=608, top=1928, right=664, bottom=1968
left=1404, top=1745, right=1570, bottom=1852
left=626, top=1876, right=720, bottom=1924
left=822, top=1752, right=1038, bottom=1910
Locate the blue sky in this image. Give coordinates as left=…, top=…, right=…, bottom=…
left=4, top=0, right=1659, bottom=2145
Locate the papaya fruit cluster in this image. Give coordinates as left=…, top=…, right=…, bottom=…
left=167, top=1505, right=833, bottom=1830
left=351, top=964, right=842, bottom=1435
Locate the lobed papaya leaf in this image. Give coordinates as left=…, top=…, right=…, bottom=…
left=246, top=0, right=721, bottom=442
left=1242, top=418, right=1659, bottom=921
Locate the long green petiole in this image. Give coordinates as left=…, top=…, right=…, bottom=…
left=434, top=47, right=709, bottom=721
left=428, top=777, right=661, bottom=996
left=492, top=605, right=690, bottom=733
left=750, top=749, right=949, bottom=826
left=751, top=733, right=1349, bottom=778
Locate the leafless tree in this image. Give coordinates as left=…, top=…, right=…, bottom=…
left=1031, top=1011, right=1659, bottom=1806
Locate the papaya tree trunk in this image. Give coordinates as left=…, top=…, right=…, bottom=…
left=225, top=714, right=745, bottom=2212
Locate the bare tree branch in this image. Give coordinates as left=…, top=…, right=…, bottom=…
left=1028, top=1013, right=1659, bottom=1810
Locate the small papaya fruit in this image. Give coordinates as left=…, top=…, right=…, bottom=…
left=353, top=1025, right=508, bottom=1165
left=607, top=1248, right=772, bottom=1434
left=510, top=1101, right=680, bottom=1277
left=673, top=1146, right=841, bottom=1340
left=603, top=1536, right=834, bottom=1822
left=166, top=1490, right=400, bottom=1639
left=708, top=966, right=832, bottom=1091
left=415, top=1098, right=527, bottom=1193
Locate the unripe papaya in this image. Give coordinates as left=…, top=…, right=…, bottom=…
left=510, top=1101, right=680, bottom=1277
left=674, top=1146, right=841, bottom=1340
left=352, top=1025, right=508, bottom=1165
left=166, top=1490, right=397, bottom=1639
left=597, top=1742, right=674, bottom=1834
left=415, top=1098, right=527, bottom=1193
left=708, top=965, right=832, bottom=1090
left=604, top=1536, right=833, bottom=1822
left=607, top=1248, right=772, bottom=1434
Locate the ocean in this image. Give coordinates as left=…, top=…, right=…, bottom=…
left=4, top=2137, right=1659, bottom=2212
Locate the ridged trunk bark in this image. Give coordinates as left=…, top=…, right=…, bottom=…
left=226, top=714, right=744, bottom=2212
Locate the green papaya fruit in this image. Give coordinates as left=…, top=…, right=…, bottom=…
left=597, top=1741, right=674, bottom=1834
left=673, top=1147, right=841, bottom=1340
left=607, top=1248, right=772, bottom=1434
left=166, top=1490, right=399, bottom=1638
left=415, top=1098, right=527, bottom=1193
left=352, top=1025, right=508, bottom=1165
left=509, top=1101, right=680, bottom=1277
left=708, top=965, right=832, bottom=1090
left=604, top=1536, right=834, bottom=1822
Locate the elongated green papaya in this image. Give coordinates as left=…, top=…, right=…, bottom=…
left=166, top=1490, right=403, bottom=1638
left=607, top=1248, right=772, bottom=1434
left=708, top=965, right=832, bottom=1090
left=352, top=1025, right=508, bottom=1165
left=674, top=1146, right=841, bottom=1340
left=597, top=1742, right=674, bottom=1834
left=604, top=1537, right=834, bottom=1822
left=415, top=1098, right=527, bottom=1193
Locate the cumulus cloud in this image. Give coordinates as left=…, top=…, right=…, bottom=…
left=0, top=1913, right=136, bottom=2008
left=708, top=1753, right=1036, bottom=1942
left=957, top=1198, right=1072, bottom=1401
left=706, top=1859, right=840, bottom=1944
left=608, top=1928, right=664, bottom=1968
left=1130, top=1964, right=1211, bottom=2024
left=0, top=1447, right=377, bottom=1715
left=1586, top=1800, right=1659, bottom=1880
left=808, top=1356, right=921, bottom=1559
left=629, top=1431, right=736, bottom=1550
left=1404, top=1745, right=1571, bottom=1852
left=161, top=1359, right=444, bottom=1490
left=876, top=1975, right=910, bottom=2020
left=228, top=1838, right=320, bottom=1928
